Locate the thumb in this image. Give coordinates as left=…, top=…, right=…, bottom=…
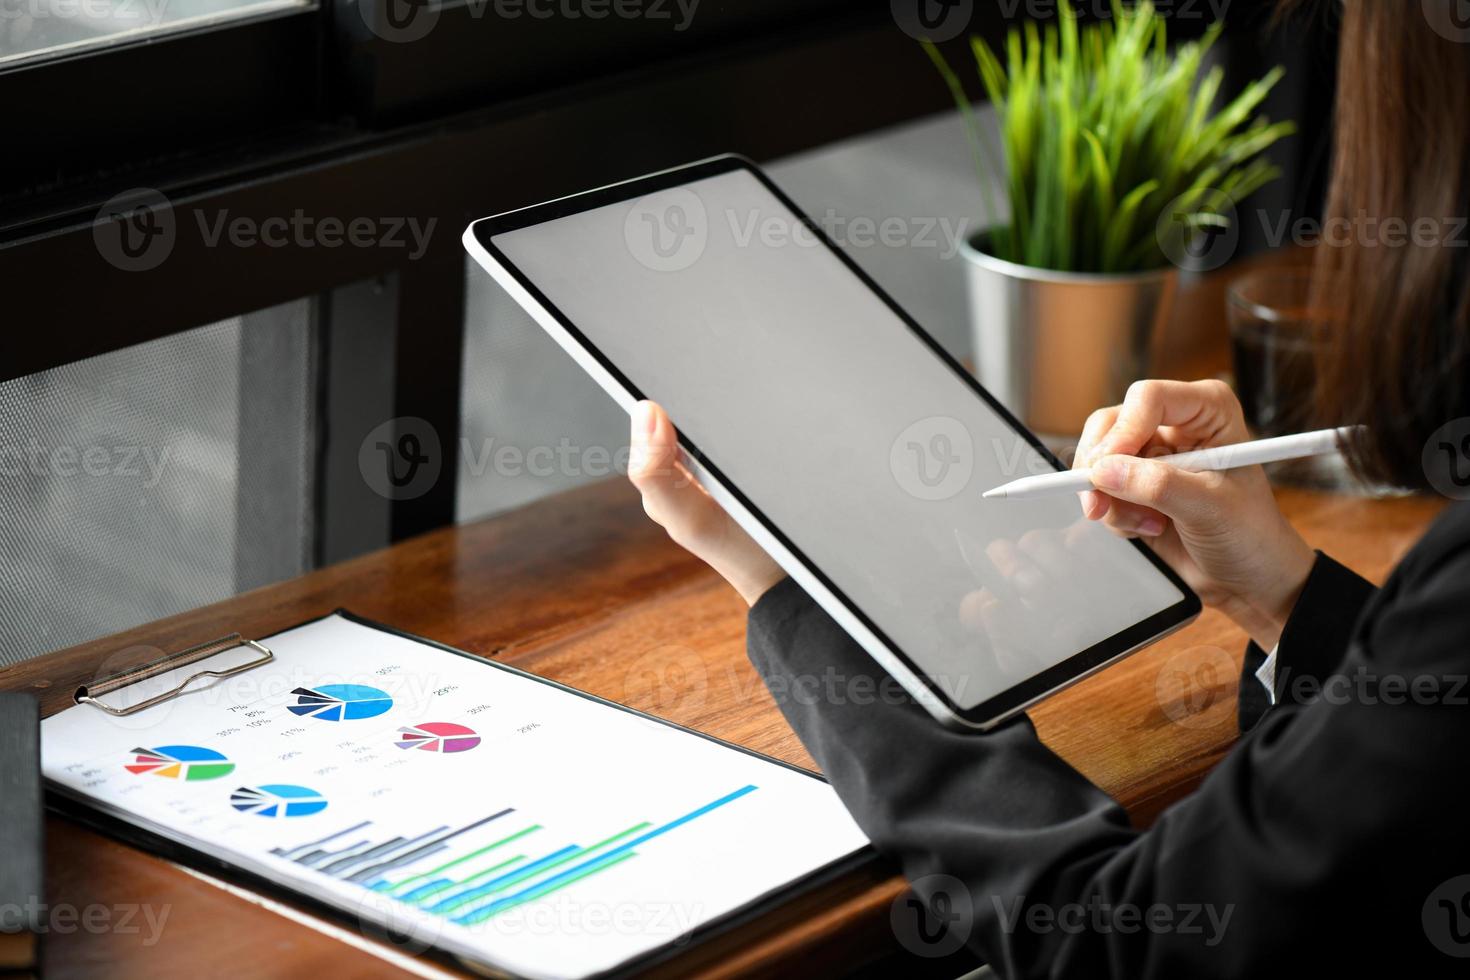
left=1090, top=454, right=1221, bottom=525
left=629, top=401, right=719, bottom=538
left=629, top=400, right=680, bottom=486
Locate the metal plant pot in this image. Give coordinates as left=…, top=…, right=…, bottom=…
left=961, top=233, right=1178, bottom=438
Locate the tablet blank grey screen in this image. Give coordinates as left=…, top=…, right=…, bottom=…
left=492, top=169, right=1184, bottom=710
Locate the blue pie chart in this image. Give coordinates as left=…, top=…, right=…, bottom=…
left=287, top=684, right=393, bottom=722
left=231, top=784, right=328, bottom=818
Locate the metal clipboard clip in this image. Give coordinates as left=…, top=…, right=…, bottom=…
left=75, top=633, right=275, bottom=717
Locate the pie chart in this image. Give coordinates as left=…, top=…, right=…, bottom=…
left=288, top=684, right=393, bottom=722
left=395, top=722, right=481, bottom=753
left=230, top=784, right=328, bottom=818
left=125, top=745, right=235, bottom=781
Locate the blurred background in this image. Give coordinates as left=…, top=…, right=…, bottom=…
left=0, top=0, right=1337, bottom=664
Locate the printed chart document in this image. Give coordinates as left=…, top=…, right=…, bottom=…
left=42, top=614, right=870, bottom=978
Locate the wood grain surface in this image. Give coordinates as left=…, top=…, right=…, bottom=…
left=0, top=477, right=1444, bottom=978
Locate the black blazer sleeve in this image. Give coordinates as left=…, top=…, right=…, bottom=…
left=746, top=503, right=1470, bottom=977
left=1237, top=552, right=1377, bottom=731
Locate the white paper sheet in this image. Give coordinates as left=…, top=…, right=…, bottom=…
left=42, top=614, right=870, bottom=978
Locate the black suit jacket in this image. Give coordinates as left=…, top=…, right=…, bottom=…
left=746, top=501, right=1470, bottom=977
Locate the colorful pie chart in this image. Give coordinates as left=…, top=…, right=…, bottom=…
left=287, top=684, right=393, bottom=722
left=125, top=745, right=235, bottom=781
left=230, top=784, right=328, bottom=818
left=394, top=721, right=481, bottom=753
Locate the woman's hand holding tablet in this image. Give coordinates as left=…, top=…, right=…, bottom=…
left=463, top=155, right=1201, bottom=729
left=628, top=399, right=785, bottom=606
left=631, top=377, right=1318, bottom=666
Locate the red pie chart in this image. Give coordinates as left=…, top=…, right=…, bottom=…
left=395, top=722, right=481, bottom=754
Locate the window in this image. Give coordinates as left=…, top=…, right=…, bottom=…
left=0, top=0, right=312, bottom=70
left=0, top=300, right=316, bottom=664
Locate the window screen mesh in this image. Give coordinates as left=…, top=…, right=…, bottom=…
left=457, top=262, right=624, bottom=522
left=0, top=302, right=315, bottom=665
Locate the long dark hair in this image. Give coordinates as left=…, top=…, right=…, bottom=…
left=1309, top=1, right=1470, bottom=489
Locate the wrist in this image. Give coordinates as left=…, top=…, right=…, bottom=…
left=733, top=569, right=785, bottom=607
left=722, top=551, right=786, bottom=607
left=1246, top=539, right=1317, bottom=650
left=1218, top=596, right=1284, bottom=651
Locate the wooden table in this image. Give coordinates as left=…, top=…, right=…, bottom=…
left=0, top=475, right=1444, bottom=978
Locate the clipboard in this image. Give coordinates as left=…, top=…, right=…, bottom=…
left=75, top=632, right=275, bottom=717
left=42, top=611, right=876, bottom=979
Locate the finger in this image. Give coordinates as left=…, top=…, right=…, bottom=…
left=1075, top=406, right=1119, bottom=520
left=958, top=588, right=1027, bottom=675
left=1135, top=431, right=1181, bottom=460
left=1090, top=453, right=1225, bottom=525
left=1101, top=379, right=1244, bottom=458
left=1016, top=527, right=1070, bottom=581
left=985, top=537, right=1046, bottom=606
left=979, top=593, right=1034, bottom=676
left=629, top=401, right=723, bottom=541
left=1076, top=405, right=1121, bottom=466
left=1064, top=518, right=1121, bottom=568
left=1083, top=492, right=1112, bottom=521
left=1098, top=499, right=1168, bottom=538
left=629, top=400, right=677, bottom=487
left=958, top=588, right=991, bottom=634
left=1019, top=527, right=1113, bottom=622
left=1017, top=527, right=1108, bottom=621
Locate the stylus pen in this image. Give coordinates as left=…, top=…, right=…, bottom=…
left=982, top=426, right=1362, bottom=500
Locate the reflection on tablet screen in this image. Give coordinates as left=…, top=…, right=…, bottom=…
left=492, top=169, right=1183, bottom=710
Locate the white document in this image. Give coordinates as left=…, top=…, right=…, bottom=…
left=42, top=614, right=870, bottom=979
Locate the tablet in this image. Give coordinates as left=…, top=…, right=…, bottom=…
left=463, top=155, right=1199, bottom=730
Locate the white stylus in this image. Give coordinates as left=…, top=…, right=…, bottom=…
left=982, top=426, right=1361, bottom=500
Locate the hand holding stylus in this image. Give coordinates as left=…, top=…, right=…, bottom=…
left=626, top=380, right=1322, bottom=651
left=985, top=427, right=1357, bottom=500
left=1071, top=379, right=1316, bottom=650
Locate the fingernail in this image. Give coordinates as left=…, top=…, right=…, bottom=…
left=1091, top=456, right=1127, bottom=492
left=1079, top=489, right=1101, bottom=519
left=1137, top=516, right=1165, bottom=537
left=634, top=401, right=656, bottom=436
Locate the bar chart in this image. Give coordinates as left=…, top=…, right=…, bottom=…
left=270, top=785, right=757, bottom=926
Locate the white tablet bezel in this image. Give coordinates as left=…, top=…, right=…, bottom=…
left=462, top=154, right=1200, bottom=730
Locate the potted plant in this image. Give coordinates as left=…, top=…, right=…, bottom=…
left=924, top=0, right=1294, bottom=436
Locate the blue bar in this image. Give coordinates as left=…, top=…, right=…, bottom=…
left=588, top=785, right=756, bottom=861
left=426, top=846, right=580, bottom=913
left=401, top=878, right=454, bottom=903
left=450, top=785, right=758, bottom=924
left=453, top=851, right=634, bottom=925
